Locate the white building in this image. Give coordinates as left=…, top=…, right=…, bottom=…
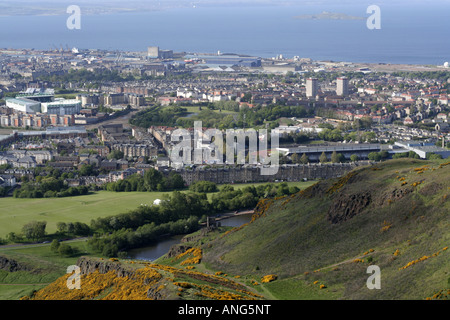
left=5, top=97, right=41, bottom=114
left=41, top=99, right=82, bottom=116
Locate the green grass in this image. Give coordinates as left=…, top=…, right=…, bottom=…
left=181, top=106, right=238, bottom=115
left=0, top=181, right=316, bottom=238
left=0, top=239, right=97, bottom=300
left=0, top=191, right=166, bottom=237
left=261, top=276, right=342, bottom=300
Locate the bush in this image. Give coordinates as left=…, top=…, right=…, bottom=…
left=50, top=239, right=60, bottom=253
left=189, top=181, right=218, bottom=193
left=58, top=243, right=77, bottom=257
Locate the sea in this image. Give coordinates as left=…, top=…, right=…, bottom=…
left=0, top=2, right=449, bottom=65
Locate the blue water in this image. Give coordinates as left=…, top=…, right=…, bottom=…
left=0, top=3, right=449, bottom=65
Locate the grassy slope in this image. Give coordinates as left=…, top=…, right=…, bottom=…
left=200, top=159, right=450, bottom=299
left=0, top=239, right=93, bottom=300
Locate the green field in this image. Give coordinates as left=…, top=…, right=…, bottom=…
left=0, top=181, right=315, bottom=238
left=0, top=191, right=166, bottom=237
left=181, top=106, right=238, bottom=115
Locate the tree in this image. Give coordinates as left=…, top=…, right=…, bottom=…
left=291, top=153, right=300, bottom=164
left=189, top=181, right=218, bottom=193
left=350, top=154, right=359, bottom=162
left=108, top=150, right=124, bottom=160
left=427, top=153, right=443, bottom=160
left=144, top=168, right=163, bottom=191
left=300, top=153, right=309, bottom=164
left=319, top=152, right=328, bottom=163
left=368, top=152, right=382, bottom=161
left=331, top=151, right=343, bottom=163
left=6, top=232, right=22, bottom=243
left=79, top=164, right=94, bottom=176
left=50, top=239, right=60, bottom=253
left=58, top=243, right=77, bottom=257
left=22, top=221, right=47, bottom=242
left=56, top=222, right=67, bottom=234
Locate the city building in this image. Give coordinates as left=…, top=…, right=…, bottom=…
left=41, top=99, right=82, bottom=115
left=16, top=88, right=55, bottom=103
left=159, top=50, right=173, bottom=60
left=186, top=54, right=262, bottom=67
left=148, top=46, right=160, bottom=59
left=104, top=93, right=125, bottom=106
left=336, top=77, right=349, bottom=96
left=393, top=141, right=450, bottom=159
left=306, top=78, right=318, bottom=98
left=5, top=97, right=41, bottom=113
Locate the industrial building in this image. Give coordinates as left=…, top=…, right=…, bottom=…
left=41, top=99, right=82, bottom=116
left=148, top=46, right=160, bottom=59
left=147, top=46, right=173, bottom=60
left=5, top=97, right=41, bottom=113
left=5, top=89, right=81, bottom=116
left=393, top=141, right=450, bottom=159
left=277, top=143, right=382, bottom=162
left=187, top=54, right=262, bottom=67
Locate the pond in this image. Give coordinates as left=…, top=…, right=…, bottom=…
left=127, top=213, right=252, bottom=261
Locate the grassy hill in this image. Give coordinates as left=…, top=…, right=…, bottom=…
left=19, top=159, right=450, bottom=300
left=200, top=158, right=450, bottom=299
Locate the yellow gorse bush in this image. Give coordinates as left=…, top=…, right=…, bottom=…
left=173, top=247, right=202, bottom=266
left=326, top=171, right=358, bottom=195
left=399, top=247, right=448, bottom=270
left=29, top=266, right=163, bottom=300
left=380, top=220, right=392, bottom=232
left=261, top=274, right=277, bottom=283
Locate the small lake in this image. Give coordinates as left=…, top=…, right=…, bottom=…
left=127, top=213, right=252, bottom=261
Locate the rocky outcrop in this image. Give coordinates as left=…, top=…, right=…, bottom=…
left=0, top=256, right=27, bottom=272
left=166, top=245, right=192, bottom=258
left=327, top=191, right=372, bottom=224
left=76, top=256, right=134, bottom=278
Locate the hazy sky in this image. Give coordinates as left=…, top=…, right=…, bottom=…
left=4, top=0, right=450, bottom=5
left=1, top=0, right=449, bottom=16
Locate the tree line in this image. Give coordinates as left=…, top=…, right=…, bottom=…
left=129, top=103, right=311, bottom=130
left=103, top=169, right=185, bottom=192
left=13, top=176, right=89, bottom=199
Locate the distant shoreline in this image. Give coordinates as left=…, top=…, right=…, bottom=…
left=293, top=11, right=364, bottom=21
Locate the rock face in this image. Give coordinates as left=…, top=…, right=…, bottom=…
left=0, top=256, right=26, bottom=272
left=75, top=256, right=169, bottom=300
left=327, top=191, right=372, bottom=224
left=166, top=245, right=192, bottom=258
left=76, top=257, right=134, bottom=278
